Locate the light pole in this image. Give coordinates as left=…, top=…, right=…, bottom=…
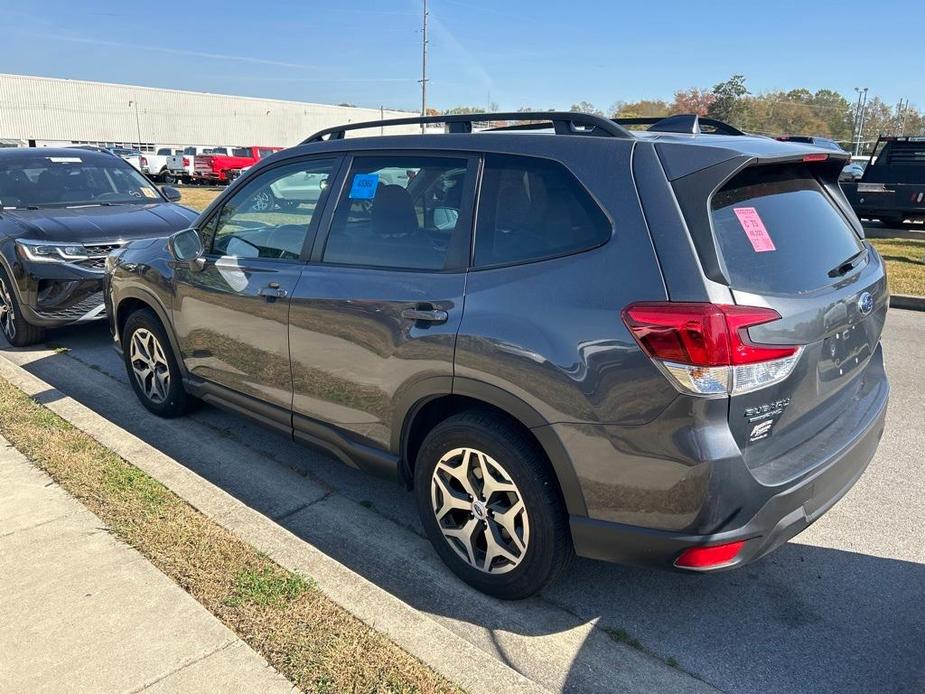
left=128, top=100, right=142, bottom=149
left=852, top=87, right=868, bottom=156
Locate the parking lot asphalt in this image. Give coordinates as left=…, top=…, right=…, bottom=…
left=2, top=309, right=923, bottom=694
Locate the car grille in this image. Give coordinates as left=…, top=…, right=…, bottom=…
left=76, top=242, right=124, bottom=272
left=34, top=291, right=105, bottom=321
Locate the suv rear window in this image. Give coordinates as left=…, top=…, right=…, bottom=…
left=474, top=154, right=611, bottom=267
left=710, top=164, right=863, bottom=294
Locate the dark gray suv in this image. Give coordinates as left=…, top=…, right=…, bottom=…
left=105, top=113, right=889, bottom=599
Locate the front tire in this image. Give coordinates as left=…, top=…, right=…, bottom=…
left=414, top=410, right=572, bottom=599
left=0, top=267, right=45, bottom=347
left=122, top=309, right=190, bottom=417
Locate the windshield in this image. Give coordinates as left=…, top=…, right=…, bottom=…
left=0, top=155, right=163, bottom=208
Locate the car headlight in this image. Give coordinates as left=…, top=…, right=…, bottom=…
left=16, top=240, right=90, bottom=263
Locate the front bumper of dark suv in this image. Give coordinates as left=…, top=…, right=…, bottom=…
left=7, top=248, right=119, bottom=328
left=567, top=352, right=889, bottom=572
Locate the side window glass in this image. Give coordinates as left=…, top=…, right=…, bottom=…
left=323, top=155, right=469, bottom=271
left=474, top=154, right=612, bottom=267
left=209, top=159, right=336, bottom=261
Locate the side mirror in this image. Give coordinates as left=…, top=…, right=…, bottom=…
left=160, top=185, right=182, bottom=203
left=168, top=228, right=205, bottom=271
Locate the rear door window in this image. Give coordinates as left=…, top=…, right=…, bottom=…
left=710, top=164, right=863, bottom=294
left=322, top=155, right=473, bottom=271
left=473, top=154, right=612, bottom=267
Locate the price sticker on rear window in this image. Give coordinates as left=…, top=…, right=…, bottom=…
left=349, top=173, right=379, bottom=200
left=733, top=207, right=776, bottom=252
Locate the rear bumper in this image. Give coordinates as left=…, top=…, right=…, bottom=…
left=570, top=378, right=888, bottom=571
left=193, top=172, right=224, bottom=182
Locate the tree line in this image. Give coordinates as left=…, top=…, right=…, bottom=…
left=440, top=75, right=923, bottom=153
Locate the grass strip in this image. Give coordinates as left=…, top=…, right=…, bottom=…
left=0, top=377, right=460, bottom=694
left=869, top=238, right=925, bottom=297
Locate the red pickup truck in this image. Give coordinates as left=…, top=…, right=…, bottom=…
left=193, top=146, right=282, bottom=183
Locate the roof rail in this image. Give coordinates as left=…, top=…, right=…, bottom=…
left=614, top=114, right=746, bottom=136
left=302, top=112, right=634, bottom=144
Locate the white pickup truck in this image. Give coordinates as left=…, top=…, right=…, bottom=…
left=141, top=147, right=183, bottom=182
left=165, top=146, right=233, bottom=183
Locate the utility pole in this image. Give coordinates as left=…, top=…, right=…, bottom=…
left=419, top=0, right=429, bottom=133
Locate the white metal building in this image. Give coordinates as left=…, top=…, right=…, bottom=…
left=0, top=73, right=418, bottom=150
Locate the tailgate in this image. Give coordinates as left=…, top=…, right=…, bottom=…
left=706, top=162, right=888, bottom=477
left=193, top=155, right=214, bottom=176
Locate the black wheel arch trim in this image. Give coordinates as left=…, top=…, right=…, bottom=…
left=114, top=287, right=188, bottom=378
left=396, top=376, right=589, bottom=517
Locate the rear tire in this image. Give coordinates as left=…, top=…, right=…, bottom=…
left=0, top=266, right=45, bottom=347
left=414, top=409, right=572, bottom=599
left=122, top=309, right=190, bottom=418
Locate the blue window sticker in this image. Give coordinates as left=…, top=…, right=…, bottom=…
left=349, top=173, right=380, bottom=200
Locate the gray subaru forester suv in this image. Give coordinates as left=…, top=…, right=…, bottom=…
left=105, top=112, right=889, bottom=599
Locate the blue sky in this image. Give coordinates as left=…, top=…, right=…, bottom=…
left=2, top=0, right=923, bottom=112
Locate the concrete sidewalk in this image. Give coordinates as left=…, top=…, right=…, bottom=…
left=0, top=437, right=295, bottom=694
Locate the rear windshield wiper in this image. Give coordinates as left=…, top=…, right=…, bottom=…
left=828, top=248, right=867, bottom=277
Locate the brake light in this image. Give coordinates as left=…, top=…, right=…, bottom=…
left=802, top=153, right=828, bottom=162
left=622, top=302, right=802, bottom=396
left=674, top=541, right=746, bottom=569
left=183, top=157, right=190, bottom=167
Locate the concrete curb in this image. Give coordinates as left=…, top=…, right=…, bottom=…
left=0, top=354, right=545, bottom=694
left=890, top=294, right=925, bottom=311
left=864, top=227, right=925, bottom=241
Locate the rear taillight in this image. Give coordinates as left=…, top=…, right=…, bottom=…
left=140, top=156, right=148, bottom=166
left=622, top=302, right=802, bottom=396
left=183, top=157, right=190, bottom=167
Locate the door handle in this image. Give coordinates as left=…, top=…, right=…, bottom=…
left=401, top=305, right=448, bottom=323
left=259, top=282, right=287, bottom=299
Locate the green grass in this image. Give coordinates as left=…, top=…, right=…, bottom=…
left=228, top=564, right=314, bottom=607
left=869, top=238, right=925, bottom=297
left=603, top=626, right=643, bottom=650
left=602, top=625, right=684, bottom=675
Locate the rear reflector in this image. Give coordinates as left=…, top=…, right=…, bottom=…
left=622, top=302, right=802, bottom=396
left=801, top=153, right=829, bottom=162
left=675, top=541, right=746, bottom=569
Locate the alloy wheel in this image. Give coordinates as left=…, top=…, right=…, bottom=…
left=430, top=447, right=530, bottom=574
left=129, top=328, right=171, bottom=403
left=0, top=278, right=16, bottom=340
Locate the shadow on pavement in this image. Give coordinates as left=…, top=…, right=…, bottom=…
left=6, top=333, right=924, bottom=694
